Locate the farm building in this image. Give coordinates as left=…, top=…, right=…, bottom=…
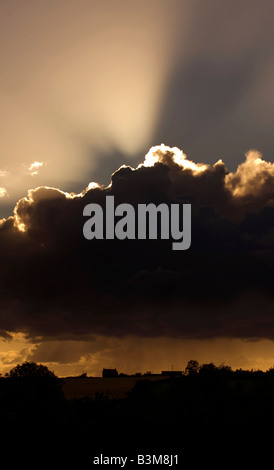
left=102, top=368, right=118, bottom=378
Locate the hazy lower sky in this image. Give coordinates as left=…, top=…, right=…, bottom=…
left=1, top=0, right=274, bottom=376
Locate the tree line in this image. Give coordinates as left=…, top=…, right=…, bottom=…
left=1, top=360, right=274, bottom=466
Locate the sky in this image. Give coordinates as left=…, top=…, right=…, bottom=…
left=1, top=0, right=274, bottom=377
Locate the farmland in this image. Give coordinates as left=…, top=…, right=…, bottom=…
left=62, top=375, right=168, bottom=399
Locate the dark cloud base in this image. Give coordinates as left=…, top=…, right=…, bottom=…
left=0, top=145, right=274, bottom=342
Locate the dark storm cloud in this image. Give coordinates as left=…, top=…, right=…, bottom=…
left=0, top=145, right=274, bottom=341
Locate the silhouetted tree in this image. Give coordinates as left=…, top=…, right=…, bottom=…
left=185, top=359, right=200, bottom=376
left=266, top=366, right=274, bottom=376
left=8, top=361, right=57, bottom=379
left=199, top=362, right=218, bottom=375
left=6, top=361, right=64, bottom=418
left=218, top=364, right=233, bottom=375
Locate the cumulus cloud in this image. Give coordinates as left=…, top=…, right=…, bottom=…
left=0, top=144, right=273, bottom=344
left=26, top=161, right=45, bottom=176
left=0, top=187, right=8, bottom=198
left=225, top=149, right=274, bottom=200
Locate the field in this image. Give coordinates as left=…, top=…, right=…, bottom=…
left=62, top=375, right=168, bottom=400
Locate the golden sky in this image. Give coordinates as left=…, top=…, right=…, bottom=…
left=1, top=1, right=274, bottom=377
left=1, top=0, right=274, bottom=213
left=2, top=333, right=274, bottom=378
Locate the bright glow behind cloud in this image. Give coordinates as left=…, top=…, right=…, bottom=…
left=140, top=144, right=209, bottom=173
left=0, top=0, right=183, bottom=206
